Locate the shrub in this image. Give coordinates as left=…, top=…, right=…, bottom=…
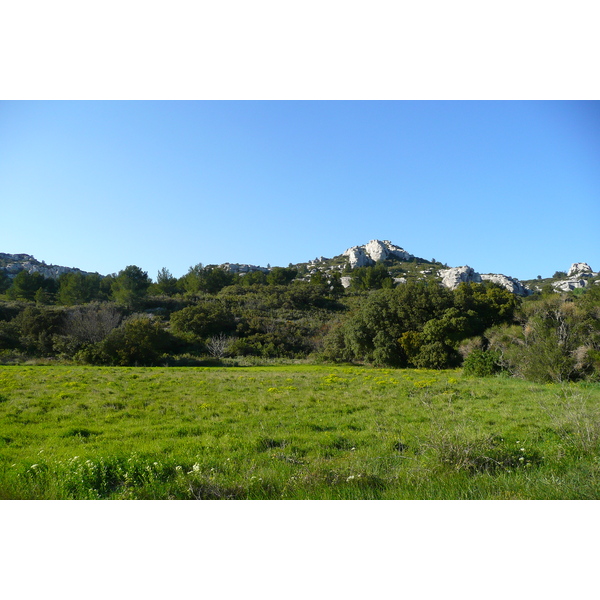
left=170, top=301, right=236, bottom=341
left=86, top=316, right=172, bottom=366
left=462, top=349, right=501, bottom=377
left=14, top=305, right=63, bottom=356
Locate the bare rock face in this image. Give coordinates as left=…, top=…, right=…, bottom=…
left=0, top=253, right=91, bottom=279
left=220, top=263, right=270, bottom=274
left=568, top=263, right=594, bottom=277
left=439, top=266, right=532, bottom=296
left=439, top=266, right=482, bottom=289
left=343, top=240, right=413, bottom=268
left=480, top=273, right=533, bottom=296
left=552, top=278, right=589, bottom=292
left=343, top=246, right=371, bottom=269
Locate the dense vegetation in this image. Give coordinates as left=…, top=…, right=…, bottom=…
left=2, top=261, right=600, bottom=499
left=1, top=262, right=600, bottom=383
left=2, top=365, right=600, bottom=499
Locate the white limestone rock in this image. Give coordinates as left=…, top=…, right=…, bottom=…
left=0, top=253, right=92, bottom=280
left=552, top=278, right=588, bottom=292
left=440, top=266, right=532, bottom=296
left=343, top=239, right=413, bottom=268
left=341, top=276, right=352, bottom=289
left=28, top=263, right=88, bottom=279
left=439, top=266, right=482, bottom=289
left=221, top=263, right=270, bottom=274
left=480, top=273, right=533, bottom=296
left=343, top=246, right=372, bottom=269
left=568, top=262, right=594, bottom=277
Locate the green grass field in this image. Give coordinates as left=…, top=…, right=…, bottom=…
left=1, top=364, right=600, bottom=499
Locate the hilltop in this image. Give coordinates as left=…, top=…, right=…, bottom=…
left=1, top=241, right=598, bottom=297
left=0, top=253, right=93, bottom=280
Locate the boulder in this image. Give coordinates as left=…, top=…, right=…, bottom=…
left=439, top=266, right=482, bottom=290
left=343, top=246, right=372, bottom=269
left=552, top=278, right=588, bottom=292
left=343, top=239, right=413, bottom=268
left=568, top=262, right=594, bottom=277
left=480, top=273, right=533, bottom=296
left=439, top=266, right=532, bottom=296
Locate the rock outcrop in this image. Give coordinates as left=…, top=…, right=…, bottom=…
left=343, top=240, right=413, bottom=268
left=480, top=273, right=533, bottom=296
left=439, top=265, right=532, bottom=296
left=0, top=253, right=91, bottom=279
left=439, top=266, right=482, bottom=289
left=568, top=262, right=594, bottom=277
left=552, top=278, right=589, bottom=292
left=220, top=263, right=270, bottom=274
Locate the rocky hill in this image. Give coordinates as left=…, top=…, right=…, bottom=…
left=0, top=253, right=93, bottom=280
left=283, top=240, right=599, bottom=297
left=2, top=242, right=598, bottom=297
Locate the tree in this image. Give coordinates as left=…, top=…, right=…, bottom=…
left=14, top=305, right=63, bottom=355
left=339, top=282, right=455, bottom=366
left=206, top=333, right=236, bottom=358
left=62, top=303, right=122, bottom=344
left=98, top=316, right=171, bottom=366
left=111, top=266, right=151, bottom=307
left=53, top=303, right=122, bottom=358
left=57, top=272, right=103, bottom=305
left=350, top=263, right=393, bottom=291
left=151, top=268, right=180, bottom=296
left=239, top=271, right=267, bottom=286
left=180, top=264, right=234, bottom=295
left=266, top=267, right=297, bottom=286
left=329, top=272, right=345, bottom=299
left=453, top=282, right=520, bottom=336
left=7, top=271, right=47, bottom=301
left=310, top=271, right=326, bottom=286
left=485, top=295, right=600, bottom=382
left=35, top=288, right=52, bottom=305
left=0, top=270, right=10, bottom=293
left=170, top=300, right=236, bottom=341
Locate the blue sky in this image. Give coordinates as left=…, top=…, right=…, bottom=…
left=1, top=100, right=599, bottom=281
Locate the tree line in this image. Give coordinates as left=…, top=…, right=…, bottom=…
left=1, top=262, right=599, bottom=383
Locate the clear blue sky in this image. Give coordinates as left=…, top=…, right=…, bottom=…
left=1, top=101, right=598, bottom=281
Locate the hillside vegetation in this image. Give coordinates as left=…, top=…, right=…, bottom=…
left=1, top=257, right=600, bottom=383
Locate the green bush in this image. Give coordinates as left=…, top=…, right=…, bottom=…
left=170, top=301, right=236, bottom=342
left=84, top=316, right=172, bottom=366
left=462, top=349, right=501, bottom=377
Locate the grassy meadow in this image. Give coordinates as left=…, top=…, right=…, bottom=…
left=1, top=364, right=600, bottom=499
